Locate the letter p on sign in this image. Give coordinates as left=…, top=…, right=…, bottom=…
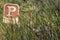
left=3, top=3, right=19, bottom=24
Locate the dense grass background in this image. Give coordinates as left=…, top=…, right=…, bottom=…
left=0, top=0, right=60, bottom=40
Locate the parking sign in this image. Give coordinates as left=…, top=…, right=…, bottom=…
left=3, top=3, right=19, bottom=24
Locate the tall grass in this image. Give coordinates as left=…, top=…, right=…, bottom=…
left=0, top=0, right=59, bottom=40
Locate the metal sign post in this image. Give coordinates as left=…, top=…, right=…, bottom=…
left=3, top=3, right=20, bottom=40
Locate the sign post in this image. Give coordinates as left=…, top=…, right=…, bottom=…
left=3, top=3, right=20, bottom=40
